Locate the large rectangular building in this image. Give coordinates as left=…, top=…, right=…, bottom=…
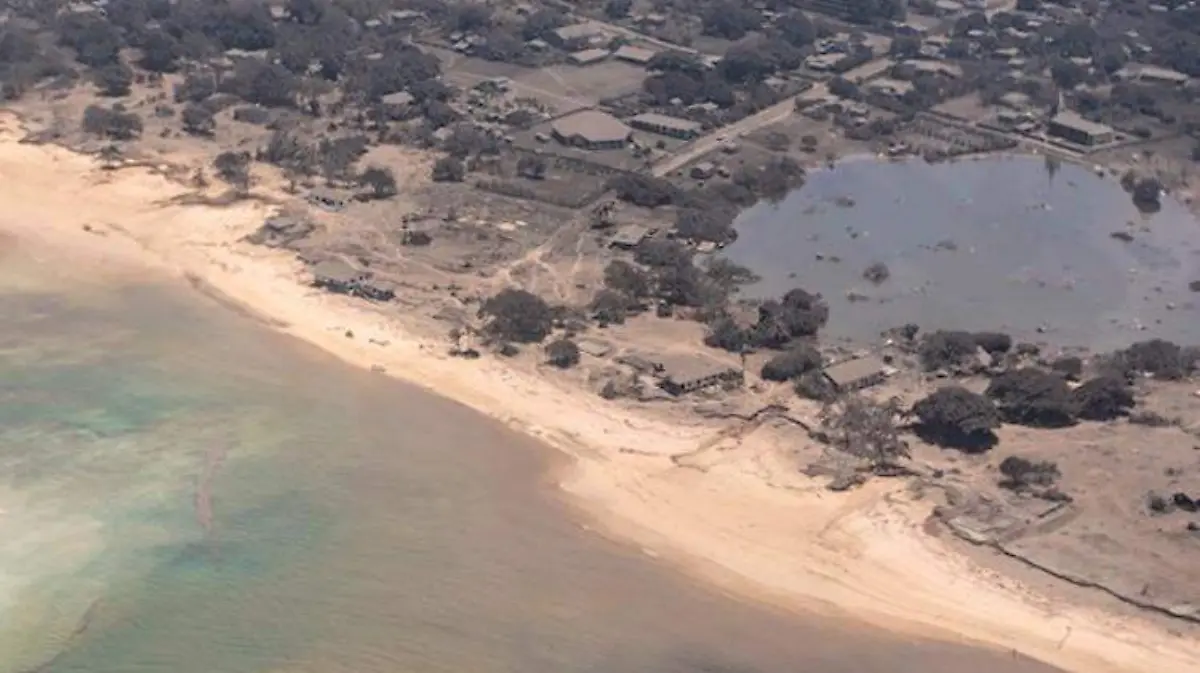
left=628, top=112, right=703, bottom=139
left=1048, top=111, right=1114, bottom=146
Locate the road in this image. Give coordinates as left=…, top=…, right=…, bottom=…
left=650, top=88, right=814, bottom=176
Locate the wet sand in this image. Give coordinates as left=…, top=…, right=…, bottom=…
left=0, top=113, right=1196, bottom=673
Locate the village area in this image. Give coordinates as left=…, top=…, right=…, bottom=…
left=6, top=0, right=1200, bottom=652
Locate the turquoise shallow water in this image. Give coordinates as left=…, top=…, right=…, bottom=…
left=0, top=254, right=1057, bottom=673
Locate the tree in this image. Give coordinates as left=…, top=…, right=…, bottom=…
left=702, top=2, right=763, bottom=40
left=603, top=260, right=650, bottom=299
left=604, top=0, right=632, bottom=19
left=985, top=368, right=1076, bottom=428
left=998, top=456, right=1060, bottom=490
left=175, top=71, right=218, bottom=103
left=220, top=60, right=298, bottom=108
left=1132, top=177, right=1162, bottom=212
left=1050, top=355, right=1083, bottom=380
left=431, top=156, right=465, bottom=182
left=675, top=208, right=735, bottom=244
left=911, top=386, right=1000, bottom=452
left=608, top=174, right=678, bottom=207
left=918, top=330, right=978, bottom=371
left=972, top=331, right=1013, bottom=355
left=545, top=338, right=581, bottom=368
left=358, top=166, right=397, bottom=199
left=820, top=396, right=909, bottom=472
left=1106, top=339, right=1187, bottom=380
left=81, top=104, right=143, bottom=140
left=93, top=62, right=134, bottom=97
left=776, top=11, right=815, bottom=48
left=479, top=289, right=553, bottom=343
left=1071, top=376, right=1135, bottom=421
left=139, top=29, right=181, bottom=73
left=634, top=239, right=691, bottom=268
left=213, top=151, right=252, bottom=190
left=761, top=345, right=822, bottom=382
left=516, top=154, right=547, bottom=180
left=591, top=289, right=632, bottom=325
left=181, top=103, right=215, bottom=137
left=704, top=315, right=749, bottom=353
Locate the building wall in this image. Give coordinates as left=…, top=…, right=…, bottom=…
left=1048, top=121, right=1111, bottom=146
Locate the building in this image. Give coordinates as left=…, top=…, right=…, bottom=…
left=628, top=112, right=703, bottom=139
left=310, top=260, right=396, bottom=301
left=657, top=355, right=744, bottom=396
left=865, top=77, right=914, bottom=99
left=311, top=259, right=368, bottom=294
left=1116, top=63, right=1190, bottom=86
left=569, top=48, right=610, bottom=66
left=307, top=188, right=350, bottom=211
left=821, top=356, right=887, bottom=393
left=613, top=45, right=657, bottom=66
left=609, top=224, right=651, bottom=249
left=550, top=109, right=632, bottom=150
left=551, top=22, right=603, bottom=48
left=897, top=59, right=963, bottom=80
left=1048, top=111, right=1114, bottom=146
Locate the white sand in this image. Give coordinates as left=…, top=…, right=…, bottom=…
left=1, top=114, right=1197, bottom=673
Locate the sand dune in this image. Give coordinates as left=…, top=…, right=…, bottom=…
left=0, top=114, right=1197, bottom=673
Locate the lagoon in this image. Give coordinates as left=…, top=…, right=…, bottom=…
left=725, top=155, right=1200, bottom=350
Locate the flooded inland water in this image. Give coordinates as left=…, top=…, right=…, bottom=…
left=0, top=245, right=1059, bottom=671
left=725, top=155, right=1200, bottom=350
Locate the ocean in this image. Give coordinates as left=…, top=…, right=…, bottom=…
left=0, top=244, right=1056, bottom=673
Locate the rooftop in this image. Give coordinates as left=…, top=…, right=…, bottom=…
left=613, top=45, right=657, bottom=64
left=1050, top=111, right=1114, bottom=137
left=659, top=353, right=740, bottom=384
left=629, top=112, right=703, bottom=133
left=551, top=109, right=632, bottom=144
left=311, top=259, right=366, bottom=284
left=569, top=48, right=610, bottom=64
left=822, top=356, right=887, bottom=387
left=554, top=22, right=602, bottom=41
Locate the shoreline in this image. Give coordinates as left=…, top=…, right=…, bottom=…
left=1, top=116, right=1198, bottom=673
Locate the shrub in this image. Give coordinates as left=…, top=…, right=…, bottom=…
left=358, top=165, right=397, bottom=199
left=918, top=330, right=978, bottom=371
left=985, top=368, right=1076, bottom=428
left=862, top=261, right=890, bottom=285
left=479, top=289, right=553, bottom=343
left=545, top=338, right=581, bottom=368
left=1050, top=355, right=1083, bottom=380
left=1107, top=339, right=1188, bottom=380
left=81, top=104, right=142, bottom=140
left=912, top=386, right=1000, bottom=451
left=590, top=289, right=631, bottom=326
left=431, top=156, right=465, bottom=182
left=1071, top=376, right=1134, bottom=421
left=972, top=331, right=1013, bottom=354
left=998, top=456, right=1060, bottom=490
left=704, top=315, right=749, bottom=353
left=794, top=369, right=836, bottom=401
left=761, top=345, right=823, bottom=382
left=181, top=103, right=216, bottom=136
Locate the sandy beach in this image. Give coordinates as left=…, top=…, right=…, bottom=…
left=1, top=113, right=1197, bottom=673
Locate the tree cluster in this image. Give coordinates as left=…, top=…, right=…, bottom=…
left=984, top=368, right=1076, bottom=428
left=479, top=288, right=554, bottom=344
left=761, top=344, right=823, bottom=382
left=911, top=386, right=1001, bottom=452
left=81, top=104, right=143, bottom=140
